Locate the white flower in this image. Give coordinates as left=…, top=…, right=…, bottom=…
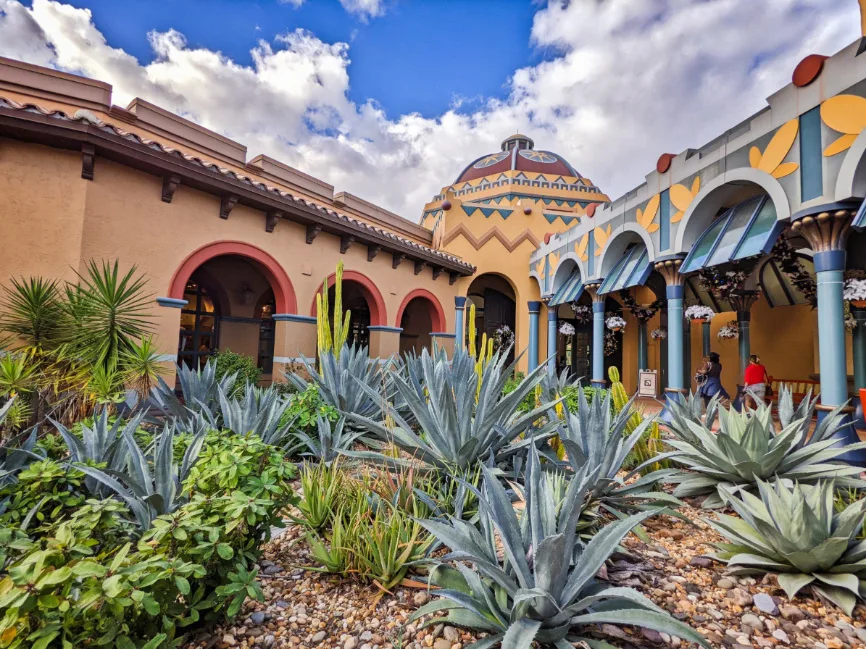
left=605, top=316, right=627, bottom=331
left=559, top=322, right=576, bottom=336
left=650, top=327, right=667, bottom=340
left=717, top=322, right=739, bottom=340
left=684, top=305, right=715, bottom=321
left=843, top=278, right=866, bottom=302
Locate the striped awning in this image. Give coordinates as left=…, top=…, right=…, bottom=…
left=854, top=198, right=866, bottom=230
left=598, top=245, right=652, bottom=295
left=549, top=270, right=585, bottom=306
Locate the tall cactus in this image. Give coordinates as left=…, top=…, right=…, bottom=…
left=466, top=302, right=493, bottom=399
left=607, top=366, right=667, bottom=475
left=316, top=261, right=351, bottom=360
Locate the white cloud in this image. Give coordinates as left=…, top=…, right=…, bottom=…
left=0, top=0, right=860, bottom=220
left=279, top=0, right=305, bottom=8
left=338, top=0, right=386, bottom=21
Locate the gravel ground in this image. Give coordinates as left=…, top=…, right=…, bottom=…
left=184, top=502, right=866, bottom=649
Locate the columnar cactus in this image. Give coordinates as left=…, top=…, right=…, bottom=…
left=316, top=261, right=352, bottom=360
left=466, top=302, right=493, bottom=398
left=608, top=365, right=666, bottom=474
left=608, top=366, right=641, bottom=435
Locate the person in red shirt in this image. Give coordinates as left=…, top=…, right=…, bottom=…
left=743, top=354, right=770, bottom=409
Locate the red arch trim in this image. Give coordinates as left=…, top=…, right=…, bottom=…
left=395, top=289, right=446, bottom=332
left=169, top=241, right=297, bottom=314
left=308, top=270, right=387, bottom=327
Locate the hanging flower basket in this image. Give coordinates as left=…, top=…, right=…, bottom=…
left=650, top=327, right=667, bottom=340
left=717, top=321, right=738, bottom=341
left=605, top=316, right=627, bottom=332
left=684, top=305, right=715, bottom=322
left=572, top=304, right=592, bottom=324
left=559, top=322, right=576, bottom=337
left=844, top=275, right=866, bottom=308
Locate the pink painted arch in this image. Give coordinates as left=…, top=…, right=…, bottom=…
left=395, top=289, right=446, bottom=332
left=309, top=269, right=387, bottom=327
left=169, top=241, right=297, bottom=314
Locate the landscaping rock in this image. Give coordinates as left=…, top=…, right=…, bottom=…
left=250, top=611, right=266, bottom=625
left=689, top=556, right=712, bottom=568
left=742, top=613, right=762, bottom=629
left=345, top=636, right=358, bottom=649
left=413, top=591, right=429, bottom=606
left=313, top=631, right=327, bottom=643
left=780, top=605, right=805, bottom=622
left=716, top=578, right=735, bottom=589
left=753, top=593, right=779, bottom=615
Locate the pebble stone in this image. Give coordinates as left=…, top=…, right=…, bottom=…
left=753, top=592, right=780, bottom=615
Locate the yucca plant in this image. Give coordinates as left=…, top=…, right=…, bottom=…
left=76, top=421, right=206, bottom=529
left=707, top=479, right=866, bottom=616
left=121, top=335, right=164, bottom=400
left=0, top=277, right=64, bottom=354
left=412, top=446, right=709, bottom=648
left=348, top=346, right=556, bottom=477
left=289, top=344, right=385, bottom=426
left=294, top=415, right=367, bottom=464
left=554, top=387, right=681, bottom=530
left=665, top=388, right=866, bottom=508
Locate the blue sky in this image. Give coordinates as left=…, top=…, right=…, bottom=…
left=33, top=0, right=547, bottom=119
left=0, top=1, right=859, bottom=217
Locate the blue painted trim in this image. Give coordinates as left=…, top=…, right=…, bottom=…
left=800, top=107, right=824, bottom=202
left=547, top=309, right=559, bottom=321
left=654, top=253, right=687, bottom=264
left=528, top=300, right=542, bottom=314
left=368, top=326, right=403, bottom=333
left=592, top=302, right=605, bottom=313
left=455, top=296, right=468, bottom=307
left=156, top=297, right=187, bottom=308
left=546, top=309, right=558, bottom=373
left=273, top=313, right=317, bottom=323
left=430, top=332, right=456, bottom=338
left=814, top=250, right=846, bottom=272
left=528, top=308, right=540, bottom=371
left=791, top=200, right=860, bottom=221
left=659, top=189, right=671, bottom=251
left=666, top=285, right=684, bottom=300
left=587, top=236, right=595, bottom=276
left=591, top=307, right=605, bottom=381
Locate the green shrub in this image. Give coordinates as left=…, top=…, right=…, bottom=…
left=281, top=383, right=340, bottom=435
left=213, top=349, right=261, bottom=396
left=0, top=460, right=85, bottom=534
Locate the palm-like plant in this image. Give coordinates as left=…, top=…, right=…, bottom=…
left=412, top=447, right=708, bottom=649
left=121, top=335, right=164, bottom=400
left=555, top=388, right=681, bottom=524
left=707, top=479, right=866, bottom=616
left=665, top=389, right=866, bottom=508
left=0, top=277, right=64, bottom=354
left=348, top=347, right=556, bottom=476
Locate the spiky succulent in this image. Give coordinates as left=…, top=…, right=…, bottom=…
left=348, top=347, right=556, bottom=476
left=665, top=389, right=866, bottom=508
left=147, top=360, right=236, bottom=423
left=216, top=384, right=293, bottom=447
left=294, top=415, right=366, bottom=464
left=707, top=479, right=866, bottom=616
left=555, top=388, right=681, bottom=524
left=412, top=446, right=708, bottom=649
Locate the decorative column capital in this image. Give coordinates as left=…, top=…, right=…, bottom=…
left=584, top=282, right=605, bottom=303
left=790, top=202, right=858, bottom=254
left=528, top=300, right=542, bottom=314
left=455, top=296, right=468, bottom=308
left=728, top=289, right=760, bottom=319
left=653, top=254, right=687, bottom=287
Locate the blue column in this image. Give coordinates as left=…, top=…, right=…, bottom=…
left=666, top=284, right=685, bottom=391
left=814, top=250, right=865, bottom=463
left=702, top=321, right=711, bottom=357
left=738, top=313, right=750, bottom=383
left=454, top=297, right=467, bottom=350
left=547, top=307, right=558, bottom=374
left=683, top=318, right=692, bottom=393
left=528, top=301, right=541, bottom=372
left=637, top=321, right=648, bottom=371
left=853, top=308, right=866, bottom=427
left=591, top=301, right=605, bottom=387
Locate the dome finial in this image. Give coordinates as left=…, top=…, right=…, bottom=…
left=501, top=132, right=534, bottom=152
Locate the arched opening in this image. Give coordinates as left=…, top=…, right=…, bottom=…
left=176, top=254, right=282, bottom=379
left=397, top=290, right=446, bottom=355
left=466, top=273, right=517, bottom=362
left=310, top=270, right=387, bottom=350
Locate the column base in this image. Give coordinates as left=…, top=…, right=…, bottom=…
left=659, top=388, right=687, bottom=424
left=591, top=379, right=607, bottom=389
left=816, top=404, right=866, bottom=467
left=852, top=393, right=866, bottom=430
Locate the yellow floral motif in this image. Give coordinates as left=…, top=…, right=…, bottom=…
left=593, top=225, right=612, bottom=256
left=670, top=176, right=701, bottom=224
left=748, top=119, right=799, bottom=179
left=431, top=213, right=445, bottom=250
left=535, top=258, right=546, bottom=279
left=820, top=95, right=866, bottom=157
left=548, top=252, right=560, bottom=274
left=635, top=194, right=660, bottom=233
left=575, top=233, right=589, bottom=262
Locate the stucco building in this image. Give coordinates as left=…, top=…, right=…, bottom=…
left=3, top=3, right=866, bottom=457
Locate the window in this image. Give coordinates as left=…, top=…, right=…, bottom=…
left=178, top=280, right=219, bottom=369
left=598, top=245, right=651, bottom=294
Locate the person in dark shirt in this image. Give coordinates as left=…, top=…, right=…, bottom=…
left=743, top=353, right=770, bottom=408
left=697, top=351, right=730, bottom=408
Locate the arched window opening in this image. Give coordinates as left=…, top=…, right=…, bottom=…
left=179, top=278, right=220, bottom=369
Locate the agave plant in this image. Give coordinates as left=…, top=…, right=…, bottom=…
left=707, top=479, right=866, bottom=616
left=555, top=388, right=681, bottom=524
left=294, top=415, right=367, bottom=464
left=665, top=388, right=866, bottom=508
left=51, top=409, right=143, bottom=497
left=0, top=417, right=42, bottom=487
left=76, top=421, right=206, bottom=529
left=412, top=447, right=708, bottom=648
left=147, top=360, right=237, bottom=423
left=289, top=345, right=385, bottom=426
left=216, top=384, right=294, bottom=446
left=348, top=346, right=556, bottom=476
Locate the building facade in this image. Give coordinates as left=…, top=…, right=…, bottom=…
left=2, top=4, right=866, bottom=457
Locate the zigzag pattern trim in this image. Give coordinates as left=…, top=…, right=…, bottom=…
left=442, top=223, right=541, bottom=252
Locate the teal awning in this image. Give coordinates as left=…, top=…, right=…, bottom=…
left=680, top=195, right=783, bottom=274
left=854, top=199, right=866, bottom=230
left=598, top=245, right=652, bottom=295
left=549, top=270, right=584, bottom=306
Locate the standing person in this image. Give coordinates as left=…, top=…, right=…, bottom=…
left=743, top=354, right=770, bottom=408
left=697, top=351, right=729, bottom=408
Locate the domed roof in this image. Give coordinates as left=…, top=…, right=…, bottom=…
left=454, top=133, right=582, bottom=183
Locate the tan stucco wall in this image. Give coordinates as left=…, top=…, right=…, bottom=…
left=0, top=141, right=459, bottom=372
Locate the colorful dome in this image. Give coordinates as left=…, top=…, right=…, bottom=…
left=454, top=133, right=582, bottom=183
